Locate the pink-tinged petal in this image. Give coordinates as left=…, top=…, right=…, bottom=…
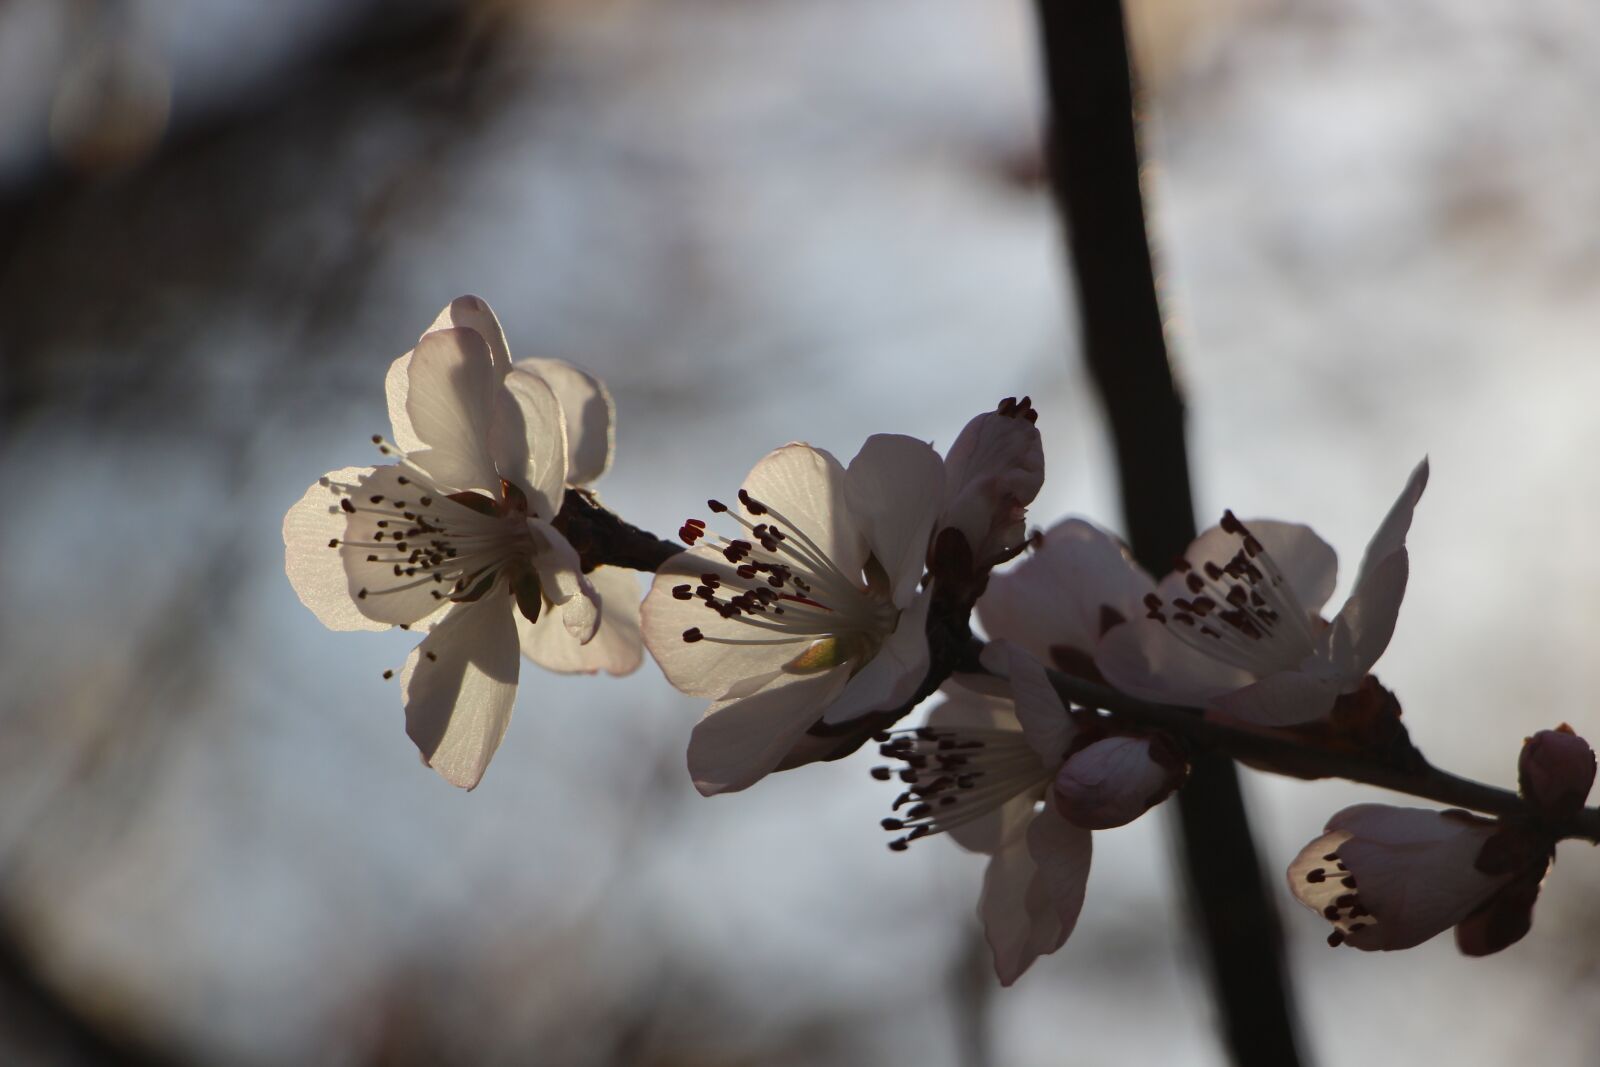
left=527, top=517, right=598, bottom=642
left=384, top=351, right=423, bottom=454
left=1210, top=669, right=1340, bottom=727
left=494, top=367, right=568, bottom=517
left=687, top=665, right=853, bottom=795
left=1288, top=805, right=1508, bottom=951
left=819, top=586, right=932, bottom=725
left=1354, top=457, right=1429, bottom=592
left=1249, top=522, right=1338, bottom=616
left=401, top=327, right=503, bottom=495
left=979, top=518, right=1154, bottom=663
left=982, top=640, right=1075, bottom=766
left=401, top=596, right=520, bottom=790
left=642, top=546, right=815, bottom=698
left=1329, top=549, right=1408, bottom=676
left=741, top=444, right=867, bottom=584
left=1054, top=735, right=1183, bottom=830
left=1519, top=726, right=1596, bottom=818
left=1002, top=801, right=1093, bottom=983
left=1160, top=520, right=1335, bottom=617
left=979, top=824, right=1064, bottom=986
left=515, top=357, right=614, bottom=486
left=941, top=407, right=1045, bottom=566
left=517, top=566, right=642, bottom=676
left=1094, top=618, right=1257, bottom=707
left=845, top=434, right=945, bottom=608
left=335, top=465, right=466, bottom=627
left=284, top=467, right=388, bottom=632
left=421, top=295, right=513, bottom=375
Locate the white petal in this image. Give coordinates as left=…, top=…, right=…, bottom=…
left=527, top=517, right=599, bottom=642
left=687, top=665, right=853, bottom=795
left=283, top=467, right=387, bottom=632
left=1353, top=457, right=1429, bottom=593
left=1094, top=618, right=1257, bottom=707
left=421, top=295, right=513, bottom=375
left=1210, top=669, right=1340, bottom=727
left=384, top=351, right=423, bottom=454
left=742, top=444, right=867, bottom=588
left=982, top=640, right=1075, bottom=766
left=979, top=518, right=1154, bottom=664
left=1250, top=522, right=1339, bottom=616
left=494, top=367, right=569, bottom=517
left=978, top=800, right=1091, bottom=985
left=1026, top=801, right=1093, bottom=944
left=642, top=546, right=815, bottom=698
left=845, top=434, right=945, bottom=608
left=515, top=357, right=615, bottom=485
left=818, top=585, right=932, bottom=725
left=1329, top=549, right=1409, bottom=676
left=401, top=327, right=503, bottom=494
left=517, top=566, right=643, bottom=676
left=940, top=409, right=1045, bottom=565
left=401, top=596, right=520, bottom=790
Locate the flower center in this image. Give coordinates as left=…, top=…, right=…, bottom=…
left=872, top=725, right=1051, bottom=851
left=1141, top=511, right=1318, bottom=675
left=672, top=489, right=897, bottom=670
left=321, top=438, right=540, bottom=614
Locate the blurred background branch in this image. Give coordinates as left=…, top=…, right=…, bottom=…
left=1033, top=2, right=1305, bottom=1063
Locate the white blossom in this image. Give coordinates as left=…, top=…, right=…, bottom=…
left=641, top=436, right=945, bottom=795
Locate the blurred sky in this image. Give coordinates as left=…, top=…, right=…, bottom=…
left=3, top=1, right=1600, bottom=1065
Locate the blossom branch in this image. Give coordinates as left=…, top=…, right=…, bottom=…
left=1030, top=658, right=1600, bottom=844
left=555, top=488, right=684, bottom=574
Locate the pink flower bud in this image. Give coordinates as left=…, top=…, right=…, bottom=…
left=1052, top=734, right=1186, bottom=830
left=939, top=398, right=1044, bottom=568
left=1518, top=724, right=1595, bottom=819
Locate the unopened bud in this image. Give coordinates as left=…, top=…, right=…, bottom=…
left=937, top=401, right=1044, bottom=569
left=1053, top=734, right=1187, bottom=830
left=1518, top=724, right=1595, bottom=819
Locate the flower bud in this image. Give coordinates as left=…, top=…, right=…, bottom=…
left=1518, top=724, right=1595, bottom=819
left=938, top=398, right=1044, bottom=569
left=1053, top=734, right=1186, bottom=830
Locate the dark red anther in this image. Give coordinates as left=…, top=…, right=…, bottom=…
left=682, top=627, right=705, bottom=643
left=339, top=498, right=355, bottom=513
left=707, top=499, right=728, bottom=513
left=672, top=585, right=692, bottom=600
left=738, top=489, right=769, bottom=515
left=1220, top=509, right=1243, bottom=534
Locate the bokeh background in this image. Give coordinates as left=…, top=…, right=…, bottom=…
left=4, top=0, right=1600, bottom=1064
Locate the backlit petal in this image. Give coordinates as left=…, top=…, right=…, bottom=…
left=401, top=596, right=520, bottom=790
left=687, top=665, right=853, bottom=795
left=516, top=357, right=615, bottom=485
left=517, top=566, right=642, bottom=676
left=845, top=434, right=944, bottom=608
left=284, top=467, right=388, bottom=632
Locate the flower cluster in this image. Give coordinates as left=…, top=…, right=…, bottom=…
left=284, top=297, right=1597, bottom=988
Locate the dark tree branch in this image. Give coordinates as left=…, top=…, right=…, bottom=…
left=1031, top=3, right=1306, bottom=1064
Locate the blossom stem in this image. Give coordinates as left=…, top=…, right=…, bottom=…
left=554, top=488, right=683, bottom=573
left=1034, top=659, right=1600, bottom=844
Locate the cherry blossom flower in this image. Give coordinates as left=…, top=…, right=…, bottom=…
left=1090, top=459, right=1430, bottom=726
left=284, top=296, right=635, bottom=789
left=875, top=643, right=1181, bottom=983
left=641, top=436, right=945, bottom=795
left=1288, top=804, right=1552, bottom=954
left=938, top=396, right=1044, bottom=570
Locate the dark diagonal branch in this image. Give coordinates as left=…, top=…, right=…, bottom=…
left=1031, top=3, right=1306, bottom=1064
